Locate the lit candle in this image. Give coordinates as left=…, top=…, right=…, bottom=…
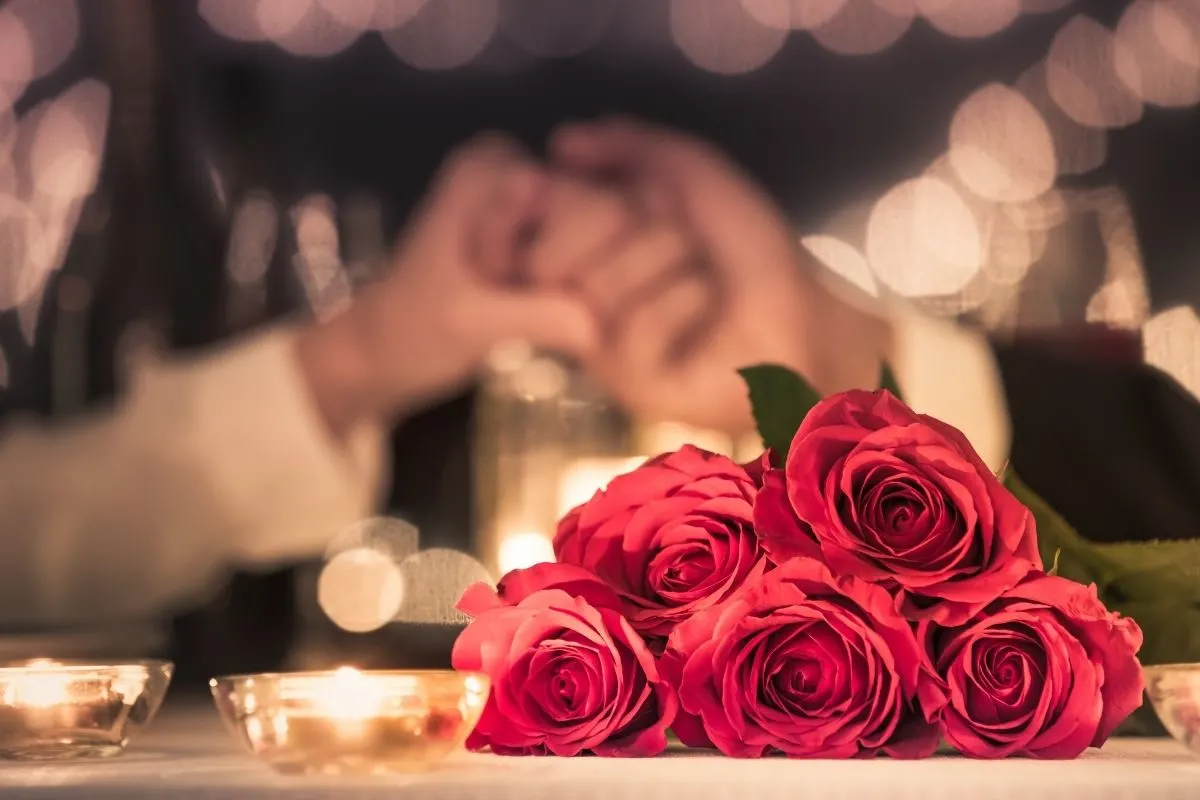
left=0, top=659, right=172, bottom=760
left=213, top=668, right=488, bottom=775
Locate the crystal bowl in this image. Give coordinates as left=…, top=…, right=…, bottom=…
left=210, top=667, right=490, bottom=775
left=1144, top=663, right=1200, bottom=756
left=0, top=659, right=173, bottom=760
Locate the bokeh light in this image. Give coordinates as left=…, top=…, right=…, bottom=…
left=382, top=0, right=500, bottom=70
left=1082, top=187, right=1149, bottom=330
left=740, top=0, right=850, bottom=31
left=324, top=516, right=421, bottom=562
left=198, top=0, right=267, bottom=42
left=1046, top=14, right=1144, bottom=128
left=317, top=547, right=405, bottom=633
left=500, top=0, right=617, bottom=58
left=918, top=0, right=1022, bottom=39
left=670, top=0, right=788, bottom=74
left=949, top=82, right=1057, bottom=204
left=393, top=548, right=494, bottom=625
left=291, top=194, right=353, bottom=320
left=497, top=530, right=555, bottom=573
left=226, top=193, right=279, bottom=286
left=809, top=0, right=915, bottom=56
left=1015, top=61, right=1108, bottom=176
left=0, top=8, right=33, bottom=113
left=1143, top=306, right=1200, bottom=401
left=801, top=234, right=879, bottom=297
left=271, top=1, right=364, bottom=57
left=866, top=176, right=982, bottom=297
left=1113, top=0, right=1200, bottom=109
left=6, top=0, right=78, bottom=81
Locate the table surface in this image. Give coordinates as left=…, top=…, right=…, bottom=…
left=0, top=706, right=1196, bottom=799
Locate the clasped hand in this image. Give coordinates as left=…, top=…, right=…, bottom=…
left=297, top=119, right=890, bottom=438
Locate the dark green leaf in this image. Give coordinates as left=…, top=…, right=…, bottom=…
left=1109, top=599, right=1200, bottom=667
left=1088, top=539, right=1200, bottom=605
left=879, top=361, right=904, bottom=401
left=1002, top=471, right=1102, bottom=587
left=738, top=364, right=822, bottom=460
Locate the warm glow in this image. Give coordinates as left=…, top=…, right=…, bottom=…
left=918, top=0, right=1021, bottom=39
left=809, top=0, right=915, bottom=56
left=314, top=667, right=382, bottom=719
left=670, top=0, right=787, bottom=74
left=740, top=0, right=849, bottom=31
left=558, top=456, right=649, bottom=517
left=949, top=82, right=1057, bottom=204
left=1144, top=306, right=1200, bottom=401
left=1046, top=15, right=1144, bottom=129
left=226, top=194, right=278, bottom=286
left=382, top=0, right=499, bottom=70
left=866, top=176, right=982, bottom=297
left=1113, top=0, right=1200, bottom=109
left=1015, top=61, right=1108, bottom=176
left=4, top=663, right=72, bottom=709
left=0, top=9, right=33, bottom=102
left=801, top=234, right=878, bottom=297
left=317, top=548, right=405, bottom=633
left=497, top=531, right=556, bottom=574
left=394, top=548, right=493, bottom=625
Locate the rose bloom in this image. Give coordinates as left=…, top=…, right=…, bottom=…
left=759, top=389, right=1040, bottom=624
left=661, top=558, right=939, bottom=758
left=920, top=573, right=1144, bottom=758
left=554, top=445, right=769, bottom=641
left=452, top=563, right=676, bottom=756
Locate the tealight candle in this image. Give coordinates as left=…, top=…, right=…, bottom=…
left=0, top=659, right=173, bottom=760
left=211, top=668, right=489, bottom=775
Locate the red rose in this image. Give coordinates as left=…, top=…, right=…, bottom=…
left=553, top=445, right=769, bottom=641
left=920, top=573, right=1144, bottom=758
left=661, top=558, right=940, bottom=758
left=769, top=389, right=1040, bottom=624
left=452, top=563, right=676, bottom=756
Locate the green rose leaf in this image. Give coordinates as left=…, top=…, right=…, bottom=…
left=738, top=364, right=821, bottom=461
left=879, top=361, right=904, bottom=401
left=1002, top=471, right=1102, bottom=587
left=1110, top=599, right=1200, bottom=667
left=1088, top=539, right=1200, bottom=605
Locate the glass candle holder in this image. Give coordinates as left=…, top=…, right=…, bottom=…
left=211, top=667, right=489, bottom=775
left=0, top=659, right=173, bottom=760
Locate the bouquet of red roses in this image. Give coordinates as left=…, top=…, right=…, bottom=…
left=452, top=364, right=1145, bottom=759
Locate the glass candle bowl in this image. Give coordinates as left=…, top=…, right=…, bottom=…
left=0, top=659, right=174, bottom=760
left=210, top=667, right=490, bottom=775
left=1144, top=663, right=1200, bottom=756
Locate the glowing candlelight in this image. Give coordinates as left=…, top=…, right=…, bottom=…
left=0, top=660, right=172, bottom=760
left=211, top=669, right=490, bottom=775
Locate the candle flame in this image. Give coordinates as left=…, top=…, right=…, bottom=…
left=315, top=667, right=381, bottom=719
left=5, top=666, right=73, bottom=708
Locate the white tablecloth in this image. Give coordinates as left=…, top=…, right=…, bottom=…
left=0, top=706, right=1195, bottom=799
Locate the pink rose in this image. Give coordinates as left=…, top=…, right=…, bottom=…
left=661, top=558, right=940, bottom=758
left=452, top=563, right=676, bottom=756
left=768, top=390, right=1040, bottom=624
left=921, top=573, right=1144, bottom=758
left=554, top=445, right=769, bottom=641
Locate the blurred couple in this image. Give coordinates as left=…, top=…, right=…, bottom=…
left=0, top=116, right=1003, bottom=630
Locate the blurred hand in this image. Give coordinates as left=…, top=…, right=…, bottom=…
left=297, top=135, right=598, bottom=436
left=549, top=118, right=891, bottom=433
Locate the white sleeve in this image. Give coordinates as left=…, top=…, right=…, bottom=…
left=0, top=326, right=387, bottom=628
left=889, top=305, right=1011, bottom=474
